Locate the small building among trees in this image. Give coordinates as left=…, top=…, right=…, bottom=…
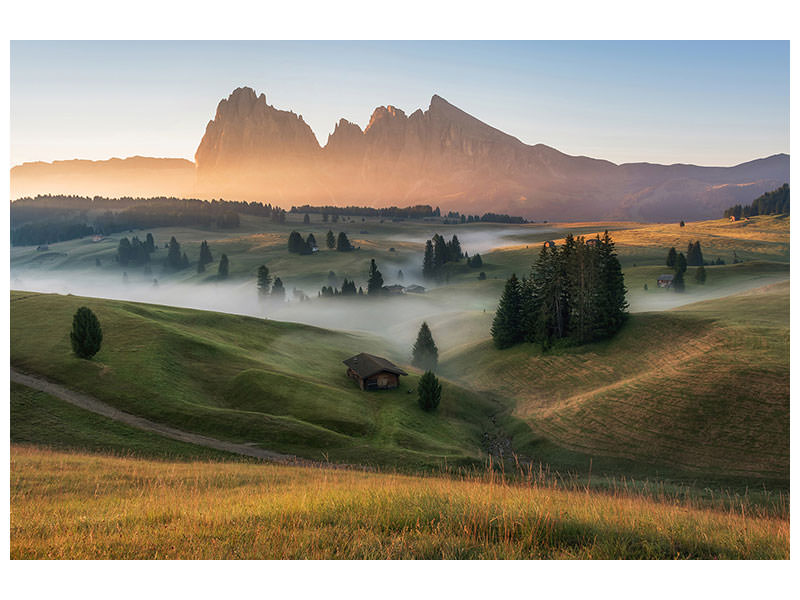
left=657, top=274, right=674, bottom=288
left=343, top=353, right=408, bottom=390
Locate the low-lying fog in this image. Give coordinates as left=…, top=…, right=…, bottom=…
left=385, top=227, right=558, bottom=254
left=10, top=269, right=499, bottom=357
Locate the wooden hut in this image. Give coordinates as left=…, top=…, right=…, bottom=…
left=343, top=353, right=408, bottom=390
left=657, top=274, right=674, bottom=288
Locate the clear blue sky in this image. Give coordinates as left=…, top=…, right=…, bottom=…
left=10, top=40, right=789, bottom=167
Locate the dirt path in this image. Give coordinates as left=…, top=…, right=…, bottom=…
left=10, top=367, right=319, bottom=466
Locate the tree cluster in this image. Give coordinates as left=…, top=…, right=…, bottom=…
left=686, top=241, right=704, bottom=266
left=197, top=240, right=214, bottom=273
left=287, top=231, right=318, bottom=254
left=116, top=233, right=155, bottom=267
left=422, top=234, right=464, bottom=279
left=336, top=232, right=354, bottom=252
left=165, top=236, right=190, bottom=270
left=491, top=232, right=628, bottom=349
left=723, top=184, right=789, bottom=219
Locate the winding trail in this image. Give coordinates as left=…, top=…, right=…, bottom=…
left=10, top=367, right=321, bottom=466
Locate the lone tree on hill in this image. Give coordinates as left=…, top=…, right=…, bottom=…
left=326, top=230, right=336, bottom=249
left=417, top=370, right=442, bottom=412
left=70, top=307, right=103, bottom=359
left=367, top=259, right=384, bottom=294
left=491, top=273, right=522, bottom=349
left=218, top=254, right=229, bottom=279
left=257, top=265, right=272, bottom=298
left=412, top=321, right=439, bottom=371
left=680, top=220, right=685, bottom=227
left=666, top=247, right=677, bottom=267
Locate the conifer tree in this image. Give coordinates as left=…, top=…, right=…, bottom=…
left=422, top=240, right=435, bottom=279
left=181, top=252, right=190, bottom=269
left=199, top=240, right=213, bottom=266
left=257, top=265, right=272, bottom=297
left=666, top=247, right=677, bottom=267
left=675, top=252, right=687, bottom=274
left=596, top=230, right=628, bottom=337
left=70, top=306, right=103, bottom=359
left=367, top=259, right=384, bottom=295
left=336, top=231, right=353, bottom=252
left=411, top=321, right=439, bottom=371
left=417, top=370, right=442, bottom=412
left=673, top=269, right=685, bottom=292
left=167, top=236, right=182, bottom=269
left=326, top=230, right=336, bottom=249
left=145, top=233, right=155, bottom=253
left=491, top=273, right=523, bottom=349
left=271, top=277, right=285, bottom=301
left=303, top=213, right=310, bottom=224
left=306, top=233, right=317, bottom=249
left=218, top=254, right=229, bottom=279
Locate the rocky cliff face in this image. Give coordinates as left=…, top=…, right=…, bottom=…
left=11, top=86, right=790, bottom=221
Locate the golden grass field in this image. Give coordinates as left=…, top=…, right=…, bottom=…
left=10, top=446, right=789, bottom=559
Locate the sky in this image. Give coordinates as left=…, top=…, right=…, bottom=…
left=10, top=40, right=789, bottom=167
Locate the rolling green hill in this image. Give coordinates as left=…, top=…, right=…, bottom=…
left=10, top=291, right=508, bottom=470
left=440, top=281, right=789, bottom=484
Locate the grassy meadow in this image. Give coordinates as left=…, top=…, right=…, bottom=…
left=9, top=212, right=790, bottom=559
left=10, top=446, right=789, bottom=559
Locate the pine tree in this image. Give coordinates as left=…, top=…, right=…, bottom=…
left=417, top=370, right=442, bottom=412
left=303, top=213, right=310, bottom=225
left=181, top=252, right=190, bottom=269
left=491, top=274, right=523, bottom=349
left=271, top=277, right=285, bottom=301
left=469, top=253, right=483, bottom=268
left=306, top=233, right=317, bottom=249
left=218, top=254, right=229, bottom=279
left=666, top=247, right=677, bottom=267
left=595, top=230, right=628, bottom=338
left=694, top=265, right=707, bottom=284
left=422, top=240, right=435, bottom=279
left=336, top=232, right=353, bottom=252
left=326, top=230, right=336, bottom=249
left=70, top=306, right=103, bottom=359
left=199, top=240, right=213, bottom=266
left=167, top=236, right=182, bottom=269
left=412, top=321, right=439, bottom=371
left=367, top=259, right=384, bottom=295
left=145, top=233, right=155, bottom=253
left=675, top=252, right=687, bottom=274
left=257, top=265, right=272, bottom=298
left=433, top=234, right=447, bottom=276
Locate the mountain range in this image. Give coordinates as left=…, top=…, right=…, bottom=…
left=11, top=86, right=789, bottom=221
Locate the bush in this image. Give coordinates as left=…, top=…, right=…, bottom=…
left=70, top=307, right=103, bottom=359
left=417, top=371, right=442, bottom=412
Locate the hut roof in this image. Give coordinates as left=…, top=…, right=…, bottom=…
left=658, top=274, right=674, bottom=281
left=343, top=353, right=408, bottom=379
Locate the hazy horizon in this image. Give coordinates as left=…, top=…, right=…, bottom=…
left=10, top=41, right=790, bottom=168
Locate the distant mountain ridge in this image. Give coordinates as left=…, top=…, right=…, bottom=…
left=11, top=86, right=789, bottom=221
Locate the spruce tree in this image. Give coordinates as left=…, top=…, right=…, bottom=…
left=417, top=370, right=442, bottom=412
left=199, top=240, right=213, bottom=266
left=326, top=230, right=336, bottom=249
left=422, top=240, right=435, bottom=279
left=411, top=321, right=439, bottom=371
left=218, top=254, right=229, bottom=279
left=367, top=259, right=384, bottom=295
left=491, top=273, right=523, bottom=349
left=666, top=247, right=677, bottom=267
left=257, top=265, right=272, bottom=297
left=167, top=236, right=182, bottom=269
left=596, top=230, right=628, bottom=338
left=336, top=232, right=352, bottom=252
left=70, top=306, right=103, bottom=359
left=303, top=213, right=311, bottom=224
left=145, top=233, right=155, bottom=253
left=306, top=233, right=317, bottom=249
left=271, top=277, right=285, bottom=301
left=675, top=252, right=687, bottom=274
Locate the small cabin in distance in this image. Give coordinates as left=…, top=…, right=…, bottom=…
left=343, top=353, right=408, bottom=391
left=657, top=274, right=674, bottom=288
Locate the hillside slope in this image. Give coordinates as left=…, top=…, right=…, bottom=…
left=440, top=282, right=789, bottom=482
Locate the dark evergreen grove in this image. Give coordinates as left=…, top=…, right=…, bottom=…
left=422, top=233, right=465, bottom=279
left=336, top=231, right=354, bottom=252
left=491, top=232, right=628, bottom=349
left=417, top=371, right=442, bottom=412
left=288, top=231, right=312, bottom=254
left=412, top=321, right=439, bottom=372
left=686, top=241, right=704, bottom=266
left=70, top=306, right=103, bottom=359
left=724, top=183, right=789, bottom=219
left=116, top=235, right=153, bottom=267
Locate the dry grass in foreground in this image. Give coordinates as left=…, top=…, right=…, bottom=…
left=10, top=446, right=788, bottom=559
